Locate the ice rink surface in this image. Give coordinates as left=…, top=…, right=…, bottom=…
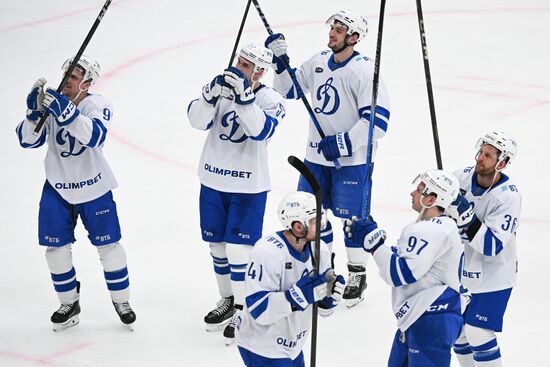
left=1, top=0, right=549, bottom=365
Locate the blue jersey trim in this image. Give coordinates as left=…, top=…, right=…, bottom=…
left=327, top=51, right=359, bottom=71
left=470, top=172, right=510, bottom=197
left=277, top=230, right=310, bottom=263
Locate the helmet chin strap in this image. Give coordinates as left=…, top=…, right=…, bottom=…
left=416, top=197, right=436, bottom=222
left=74, top=80, right=90, bottom=102
left=289, top=223, right=309, bottom=244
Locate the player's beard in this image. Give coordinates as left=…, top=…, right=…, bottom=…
left=328, top=39, right=348, bottom=54
left=475, top=161, right=496, bottom=178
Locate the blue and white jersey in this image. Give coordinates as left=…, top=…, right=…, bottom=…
left=273, top=50, right=390, bottom=167
left=453, top=166, right=521, bottom=293
left=187, top=85, right=285, bottom=194
left=16, top=94, right=117, bottom=204
left=236, top=231, right=331, bottom=360
left=372, top=216, right=463, bottom=332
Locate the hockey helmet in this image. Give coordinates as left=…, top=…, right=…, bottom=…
left=412, top=169, right=459, bottom=210
left=278, top=191, right=319, bottom=231
left=325, top=9, right=368, bottom=40
left=239, top=43, right=273, bottom=74
left=475, top=131, right=517, bottom=168
left=62, top=55, right=101, bottom=85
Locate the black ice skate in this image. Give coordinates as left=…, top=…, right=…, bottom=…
left=204, top=296, right=235, bottom=332
left=223, top=305, right=242, bottom=346
left=343, top=264, right=367, bottom=308
left=51, top=281, right=81, bottom=332
left=113, top=301, right=136, bottom=331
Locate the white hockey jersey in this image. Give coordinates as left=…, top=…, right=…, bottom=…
left=236, top=231, right=331, bottom=360
left=453, top=166, right=521, bottom=293
left=373, top=216, right=463, bottom=332
left=187, top=85, right=285, bottom=194
left=273, top=50, right=390, bottom=167
left=16, top=94, right=118, bottom=204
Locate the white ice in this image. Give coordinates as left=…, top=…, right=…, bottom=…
left=1, top=0, right=549, bottom=366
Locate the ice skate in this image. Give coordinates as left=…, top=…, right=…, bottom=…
left=223, top=307, right=241, bottom=346
left=343, top=264, right=367, bottom=308
left=204, top=296, right=235, bottom=332
left=51, top=281, right=81, bottom=332
left=113, top=301, right=136, bottom=331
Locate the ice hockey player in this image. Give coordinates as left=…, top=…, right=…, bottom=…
left=450, top=131, right=521, bottom=367
left=265, top=9, right=390, bottom=307
left=16, top=55, right=136, bottom=331
left=187, top=43, right=286, bottom=344
left=236, top=191, right=345, bottom=366
left=346, top=169, right=464, bottom=366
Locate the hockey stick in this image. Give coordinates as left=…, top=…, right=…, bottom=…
left=287, top=155, right=322, bottom=367
left=227, top=0, right=252, bottom=67
left=415, top=0, right=443, bottom=169
left=33, top=0, right=113, bottom=135
left=360, top=0, right=387, bottom=220
left=252, top=0, right=342, bottom=169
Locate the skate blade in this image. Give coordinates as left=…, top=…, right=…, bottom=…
left=52, top=315, right=79, bottom=332
left=224, top=336, right=235, bottom=346
left=205, top=321, right=230, bottom=332
left=346, top=296, right=365, bottom=308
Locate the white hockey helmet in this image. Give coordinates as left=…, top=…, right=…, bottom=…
left=239, top=43, right=273, bottom=74
left=412, top=169, right=459, bottom=210
left=278, top=191, right=318, bottom=231
left=62, top=55, right=101, bottom=85
left=325, top=9, right=368, bottom=40
left=475, top=131, right=517, bottom=168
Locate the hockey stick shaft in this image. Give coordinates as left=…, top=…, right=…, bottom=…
left=227, top=0, right=252, bottom=68
left=252, top=0, right=342, bottom=169
left=415, top=0, right=443, bottom=169
left=360, top=0, right=387, bottom=220
left=33, top=0, right=113, bottom=135
left=287, top=155, right=322, bottom=367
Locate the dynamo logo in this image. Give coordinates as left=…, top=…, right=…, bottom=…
left=220, top=111, right=247, bottom=143
left=56, top=128, right=87, bottom=157
left=314, top=77, right=340, bottom=115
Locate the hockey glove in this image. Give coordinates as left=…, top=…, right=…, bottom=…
left=264, top=33, right=288, bottom=74
left=285, top=270, right=328, bottom=311
left=224, top=66, right=255, bottom=105
left=201, top=75, right=225, bottom=105
left=43, top=88, right=80, bottom=126
left=344, top=216, right=387, bottom=253
left=318, top=269, right=345, bottom=316
left=318, top=132, right=352, bottom=162
left=448, top=194, right=477, bottom=228
left=26, top=78, right=47, bottom=122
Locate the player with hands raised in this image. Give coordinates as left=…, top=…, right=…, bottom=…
left=187, top=43, right=286, bottom=344
left=346, top=170, right=464, bottom=367
left=16, top=55, right=136, bottom=331
left=265, top=10, right=391, bottom=307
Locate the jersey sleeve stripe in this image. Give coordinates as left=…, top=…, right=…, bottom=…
left=483, top=229, right=504, bottom=256
left=249, top=297, right=270, bottom=319
left=250, top=113, right=279, bottom=141
left=390, top=253, right=404, bottom=286
left=16, top=122, right=47, bottom=148
left=398, top=258, right=417, bottom=284
left=87, top=118, right=107, bottom=147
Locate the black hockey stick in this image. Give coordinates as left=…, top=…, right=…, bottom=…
left=33, top=0, right=113, bottom=135
left=253, top=0, right=342, bottom=169
left=360, top=0, right=387, bottom=220
left=415, top=0, right=443, bottom=169
left=287, top=155, right=322, bottom=367
left=227, top=0, right=252, bottom=67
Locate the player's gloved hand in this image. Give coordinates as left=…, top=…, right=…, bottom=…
left=223, top=66, right=255, bottom=105
left=201, top=75, right=226, bottom=105
left=43, top=88, right=80, bottom=126
left=344, top=216, right=387, bottom=253
left=318, top=269, right=345, bottom=317
left=318, top=132, right=352, bottom=161
left=26, top=78, right=47, bottom=122
left=265, top=33, right=288, bottom=74
left=447, top=194, right=476, bottom=228
left=285, top=270, right=328, bottom=311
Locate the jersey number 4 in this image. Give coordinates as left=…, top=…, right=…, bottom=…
left=247, top=261, right=263, bottom=281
